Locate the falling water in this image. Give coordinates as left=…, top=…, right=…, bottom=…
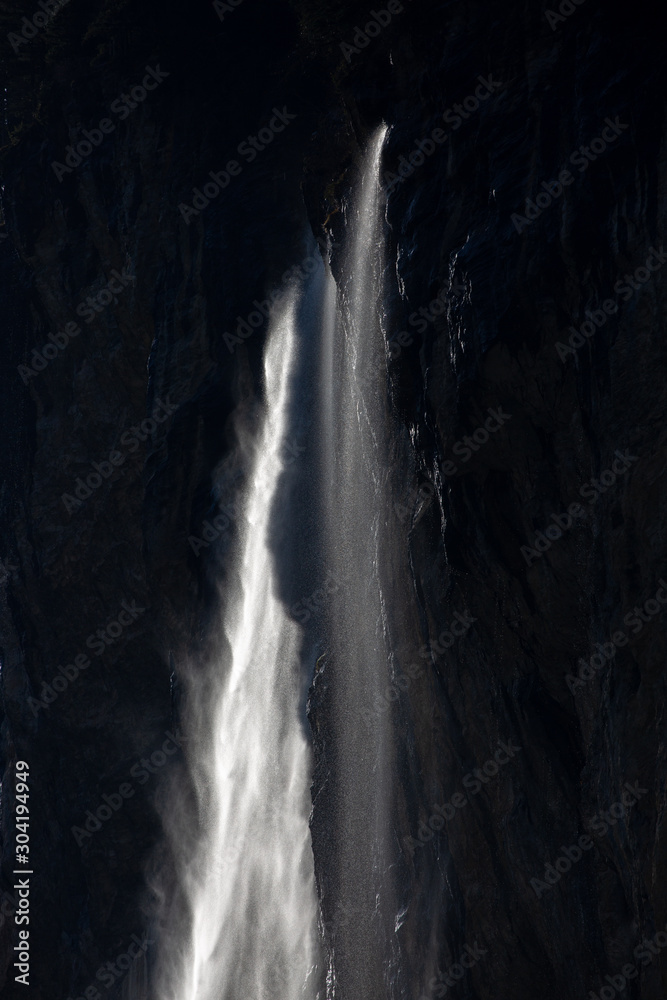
left=315, top=124, right=401, bottom=999
left=154, top=291, right=320, bottom=1000
left=154, top=125, right=399, bottom=1000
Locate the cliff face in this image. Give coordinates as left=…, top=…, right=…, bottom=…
left=1, top=0, right=666, bottom=997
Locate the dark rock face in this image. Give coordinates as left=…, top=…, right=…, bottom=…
left=1, top=0, right=666, bottom=998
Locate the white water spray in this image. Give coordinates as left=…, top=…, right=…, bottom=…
left=315, top=125, right=401, bottom=999
left=154, top=126, right=398, bottom=1000
left=154, top=293, right=319, bottom=1000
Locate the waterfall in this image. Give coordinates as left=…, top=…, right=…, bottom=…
left=316, top=124, right=400, bottom=1000
left=153, top=291, right=320, bottom=1000
left=153, top=125, right=398, bottom=1000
